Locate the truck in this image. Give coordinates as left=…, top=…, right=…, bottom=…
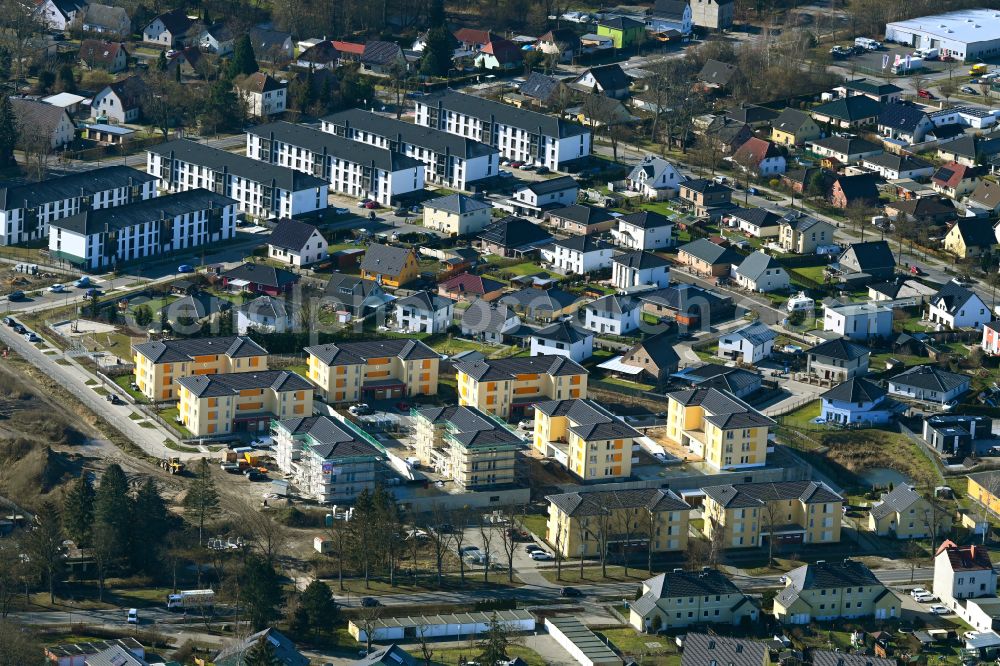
left=854, top=37, right=881, bottom=50
left=892, top=56, right=924, bottom=74
left=166, top=589, right=215, bottom=610
left=914, top=47, right=939, bottom=60
left=971, top=63, right=989, bottom=76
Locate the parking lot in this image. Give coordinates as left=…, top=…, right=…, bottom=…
left=832, top=43, right=953, bottom=77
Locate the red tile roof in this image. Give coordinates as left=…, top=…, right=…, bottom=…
left=733, top=137, right=781, bottom=167
left=330, top=40, right=364, bottom=55
left=441, top=272, right=503, bottom=295
left=453, top=28, right=497, bottom=46
left=936, top=539, right=993, bottom=571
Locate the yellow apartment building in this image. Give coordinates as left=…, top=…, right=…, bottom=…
left=664, top=387, right=774, bottom=471
left=628, top=568, right=758, bottom=633
left=868, top=484, right=952, bottom=539
left=532, top=399, right=639, bottom=481
left=546, top=488, right=689, bottom=559
left=305, top=339, right=440, bottom=403
left=702, top=480, right=844, bottom=550
left=773, top=559, right=900, bottom=624
left=455, top=355, right=588, bottom=419
left=969, top=471, right=1000, bottom=515
left=132, top=336, right=268, bottom=402
left=410, top=405, right=523, bottom=489
left=177, top=370, right=313, bottom=437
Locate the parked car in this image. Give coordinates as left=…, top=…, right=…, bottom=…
left=244, top=470, right=267, bottom=481
left=364, top=201, right=379, bottom=209
left=333, top=207, right=350, bottom=215
left=917, top=89, right=935, bottom=99
left=913, top=592, right=936, bottom=603
left=518, top=164, right=536, bottom=171
left=7, top=291, right=24, bottom=301
left=910, top=587, right=930, bottom=598
left=48, top=284, right=66, bottom=293
left=177, top=264, right=194, bottom=273
left=74, top=276, right=91, bottom=288
left=961, top=85, right=979, bottom=94
left=357, top=199, right=372, bottom=208
left=24, top=332, right=40, bottom=343
left=393, top=207, right=408, bottom=216
left=509, top=161, right=524, bottom=168
left=127, top=608, right=138, bottom=624
left=12, top=324, right=25, bottom=334
left=459, top=545, right=481, bottom=554
left=536, top=166, right=550, bottom=175
left=360, top=597, right=380, bottom=607
left=2, top=317, right=13, bottom=327
left=529, top=551, right=554, bottom=561
left=85, top=288, right=102, bottom=298
left=525, top=544, right=542, bottom=553
left=929, top=604, right=950, bottom=615
left=560, top=587, right=582, bottom=597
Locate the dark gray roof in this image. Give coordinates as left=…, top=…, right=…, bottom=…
left=531, top=320, right=592, bottom=344
left=148, top=8, right=194, bottom=35
left=359, top=243, right=414, bottom=278
left=519, top=176, right=578, bottom=196
left=478, top=217, right=552, bottom=249
left=783, top=559, right=880, bottom=592
left=652, top=0, right=689, bottom=18
left=579, top=63, right=629, bottom=91
left=624, top=331, right=680, bottom=370
left=772, top=107, right=814, bottom=133
left=821, top=376, right=886, bottom=404
left=396, top=290, right=453, bottom=312
left=730, top=207, right=782, bottom=230
left=500, top=287, right=578, bottom=312
left=811, top=650, right=897, bottom=666
left=864, top=153, right=932, bottom=172
left=83, top=645, right=147, bottom=666
left=599, top=16, right=645, bottom=30
left=249, top=27, right=292, bottom=52
left=698, top=59, right=737, bottom=86
left=222, top=262, right=299, bottom=289
left=586, top=293, right=639, bottom=316
left=679, top=238, right=743, bottom=266
left=307, top=338, right=438, bottom=366
left=150, top=138, right=329, bottom=192
left=878, top=102, right=930, bottom=132
left=361, top=40, right=403, bottom=65
left=534, top=398, right=639, bottom=440
left=727, top=320, right=777, bottom=346
left=167, top=292, right=230, bottom=321
left=845, top=79, right=903, bottom=96
left=619, top=210, right=671, bottom=229
left=213, top=628, right=308, bottom=666
left=613, top=250, right=669, bottom=269
left=461, top=300, right=518, bottom=333
left=0, top=165, right=156, bottom=211
left=519, top=72, right=564, bottom=103
left=352, top=644, right=417, bottom=666
left=419, top=90, right=589, bottom=138
left=735, top=250, right=784, bottom=282
left=177, top=370, right=311, bottom=398
left=667, top=386, right=774, bottom=429
left=809, top=135, right=882, bottom=156
left=726, top=105, right=779, bottom=125
left=703, top=480, right=842, bottom=509
left=268, top=219, right=322, bottom=252
left=682, top=177, right=731, bottom=195
left=808, top=337, right=869, bottom=361
left=546, top=486, right=688, bottom=517
left=870, top=484, right=921, bottom=520
left=930, top=280, right=983, bottom=314
left=680, top=634, right=768, bottom=666
left=889, top=365, right=969, bottom=392
left=425, top=193, right=491, bottom=214
left=275, top=416, right=381, bottom=460
left=549, top=204, right=614, bottom=226
left=812, top=95, right=883, bottom=121
left=951, top=216, right=995, bottom=249
left=323, top=108, right=497, bottom=160
left=133, top=335, right=266, bottom=363
left=839, top=240, right=895, bottom=272
left=238, top=295, right=289, bottom=320
left=550, top=233, right=613, bottom=253
left=80, top=3, right=129, bottom=29
left=246, top=122, right=423, bottom=173
left=454, top=354, right=586, bottom=381
left=50, top=188, right=235, bottom=235
left=414, top=404, right=522, bottom=449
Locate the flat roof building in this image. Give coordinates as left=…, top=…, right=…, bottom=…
left=886, top=9, right=1000, bottom=62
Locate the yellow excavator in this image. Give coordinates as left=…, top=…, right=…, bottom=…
left=159, top=457, right=185, bottom=475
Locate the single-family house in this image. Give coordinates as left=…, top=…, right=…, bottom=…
left=827, top=172, right=878, bottom=209
left=536, top=29, right=581, bottom=62
left=696, top=59, right=737, bottom=91
left=805, top=337, right=870, bottom=383
left=677, top=238, right=743, bottom=277
left=142, top=9, right=195, bottom=48
left=569, top=95, right=635, bottom=128
left=91, top=75, right=146, bottom=123
left=359, top=243, right=419, bottom=288
left=78, top=3, right=131, bottom=37
left=474, top=38, right=522, bottom=71
left=932, top=162, right=983, bottom=199
left=703, top=116, right=752, bottom=154
left=582, top=294, right=641, bottom=335
left=453, top=28, right=497, bottom=52
left=806, top=136, right=883, bottom=164
left=423, top=194, right=492, bottom=237
left=836, top=78, right=904, bottom=104
left=11, top=99, right=75, bottom=149
left=945, top=219, right=996, bottom=259
left=811, top=96, right=883, bottom=129
left=725, top=105, right=779, bottom=129
left=969, top=179, right=1000, bottom=216
left=78, top=39, right=128, bottom=73
left=925, top=414, right=995, bottom=458
left=596, top=16, right=645, bottom=49
left=626, top=156, right=684, bottom=199
left=773, top=560, right=899, bottom=624
left=438, top=272, right=506, bottom=302
left=212, top=628, right=308, bottom=666
left=733, top=251, right=789, bottom=293
left=249, top=28, right=294, bottom=64
left=267, top=219, right=327, bottom=267
left=717, top=320, right=775, bottom=364
left=236, top=296, right=294, bottom=335
left=601, top=331, right=680, bottom=388
left=518, top=72, right=568, bottom=107
left=572, top=64, right=630, bottom=99
left=887, top=365, right=970, bottom=405
left=612, top=251, right=671, bottom=291
left=198, top=23, right=234, bottom=55
left=612, top=210, right=674, bottom=251
left=869, top=484, right=952, bottom=538
left=477, top=216, right=553, bottom=257
left=927, top=281, right=991, bottom=330
left=507, top=176, right=579, bottom=219
left=820, top=376, right=894, bottom=425
left=984, top=321, right=1000, bottom=356
left=545, top=204, right=616, bottom=236
left=778, top=214, right=835, bottom=254
left=540, top=234, right=614, bottom=275
left=499, top=287, right=579, bottom=322
left=529, top=320, right=594, bottom=362
left=885, top=196, right=956, bottom=224
left=679, top=178, right=734, bottom=218
left=877, top=102, right=935, bottom=145
left=629, top=569, right=757, bottom=634
left=862, top=153, right=935, bottom=181
left=296, top=41, right=340, bottom=70
left=460, top=301, right=522, bottom=343
left=639, top=284, right=734, bottom=328
left=38, top=0, right=86, bottom=31
left=235, top=72, right=287, bottom=118
left=939, top=135, right=1000, bottom=167
left=324, top=273, right=393, bottom=320
left=729, top=208, right=782, bottom=238
left=221, top=263, right=298, bottom=296
left=646, top=0, right=693, bottom=34
left=361, top=41, right=407, bottom=75
left=835, top=240, right=896, bottom=282
left=933, top=540, right=997, bottom=611
left=823, top=301, right=892, bottom=340
left=771, top=108, right=822, bottom=147
left=394, top=291, right=455, bottom=334
left=731, top=137, right=786, bottom=176
left=968, top=471, right=1000, bottom=516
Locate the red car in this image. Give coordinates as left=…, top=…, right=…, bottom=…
left=917, top=89, right=935, bottom=99
left=509, top=161, right=524, bottom=168
left=364, top=201, right=379, bottom=209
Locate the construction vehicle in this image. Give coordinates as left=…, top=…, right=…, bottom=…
left=159, top=457, right=185, bottom=475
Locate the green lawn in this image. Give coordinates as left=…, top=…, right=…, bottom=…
left=485, top=262, right=545, bottom=277
left=428, top=646, right=546, bottom=666
left=520, top=514, right=547, bottom=540
left=599, top=375, right=656, bottom=391
left=113, top=374, right=147, bottom=403
left=158, top=407, right=194, bottom=439
left=789, top=265, right=828, bottom=285
left=539, top=565, right=650, bottom=584
left=598, top=628, right=680, bottom=665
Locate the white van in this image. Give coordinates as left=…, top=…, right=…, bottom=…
left=914, top=47, right=939, bottom=60
left=127, top=608, right=138, bottom=624
left=855, top=37, right=881, bottom=50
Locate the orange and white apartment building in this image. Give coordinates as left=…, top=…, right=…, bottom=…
left=304, top=339, right=440, bottom=403
left=532, top=398, right=639, bottom=481
left=454, top=355, right=588, bottom=419
left=176, top=370, right=313, bottom=436
left=132, top=336, right=269, bottom=402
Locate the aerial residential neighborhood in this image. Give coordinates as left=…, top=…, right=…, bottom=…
left=10, top=1, right=1000, bottom=666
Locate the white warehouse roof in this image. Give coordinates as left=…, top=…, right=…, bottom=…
left=887, top=9, right=1000, bottom=45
